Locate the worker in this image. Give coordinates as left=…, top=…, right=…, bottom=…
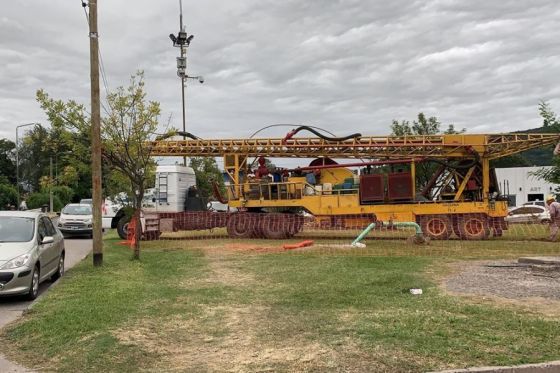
left=19, top=199, right=28, bottom=211
left=545, top=194, right=560, bottom=242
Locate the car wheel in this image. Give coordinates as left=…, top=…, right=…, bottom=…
left=541, top=219, right=552, bottom=225
left=26, top=265, right=40, bottom=300
left=51, top=253, right=65, bottom=281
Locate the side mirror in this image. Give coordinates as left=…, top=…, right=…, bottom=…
left=42, top=236, right=54, bottom=245
left=56, top=212, right=61, bottom=216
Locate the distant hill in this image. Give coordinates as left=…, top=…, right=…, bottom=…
left=491, top=126, right=559, bottom=168
left=516, top=126, right=558, bottom=166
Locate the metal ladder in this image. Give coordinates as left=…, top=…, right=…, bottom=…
left=158, top=174, right=168, bottom=203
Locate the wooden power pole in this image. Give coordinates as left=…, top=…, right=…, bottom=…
left=89, top=0, right=103, bottom=266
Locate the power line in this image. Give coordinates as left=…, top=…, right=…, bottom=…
left=80, top=0, right=111, bottom=112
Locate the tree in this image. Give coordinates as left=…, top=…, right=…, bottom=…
left=36, top=88, right=134, bottom=201
left=189, top=157, right=225, bottom=200
left=532, top=101, right=560, bottom=188
left=27, top=192, right=62, bottom=211
left=0, top=183, right=17, bottom=210
left=539, top=100, right=560, bottom=129
left=390, top=113, right=463, bottom=189
left=102, top=72, right=164, bottom=259
left=0, top=139, right=16, bottom=185
left=36, top=90, right=94, bottom=200
left=443, top=124, right=466, bottom=134
left=18, top=126, right=50, bottom=193
left=36, top=72, right=167, bottom=259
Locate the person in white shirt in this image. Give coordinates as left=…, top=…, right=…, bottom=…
left=19, top=199, right=28, bottom=211
left=545, top=194, right=560, bottom=242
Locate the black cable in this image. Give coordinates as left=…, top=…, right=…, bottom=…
left=176, top=131, right=201, bottom=140
left=248, top=124, right=337, bottom=139
left=286, top=125, right=361, bottom=142
left=155, top=131, right=200, bottom=141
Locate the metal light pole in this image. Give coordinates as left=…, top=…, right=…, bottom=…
left=15, top=122, right=40, bottom=207
left=49, top=156, right=53, bottom=212
left=169, top=0, right=203, bottom=166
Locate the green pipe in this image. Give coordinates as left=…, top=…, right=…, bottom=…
left=351, top=221, right=423, bottom=246
left=393, top=221, right=423, bottom=236
left=351, top=222, right=376, bottom=246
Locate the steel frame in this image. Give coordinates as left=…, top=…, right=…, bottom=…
left=149, top=133, right=560, bottom=159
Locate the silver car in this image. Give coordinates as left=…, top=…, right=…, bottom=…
left=0, top=211, right=65, bottom=300
left=58, top=204, right=93, bottom=238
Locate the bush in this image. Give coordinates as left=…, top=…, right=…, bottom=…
left=52, top=185, right=74, bottom=206
left=0, top=184, right=18, bottom=210
left=27, top=192, right=63, bottom=212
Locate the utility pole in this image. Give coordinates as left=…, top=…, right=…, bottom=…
left=89, top=0, right=103, bottom=266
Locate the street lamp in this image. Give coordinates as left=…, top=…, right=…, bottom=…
left=15, top=122, right=41, bottom=207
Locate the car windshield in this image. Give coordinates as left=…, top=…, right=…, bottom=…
left=0, top=217, right=35, bottom=243
left=62, top=205, right=92, bottom=215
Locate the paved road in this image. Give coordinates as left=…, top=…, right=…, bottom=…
left=0, top=238, right=92, bottom=372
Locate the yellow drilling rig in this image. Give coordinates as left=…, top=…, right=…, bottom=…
left=115, top=129, right=557, bottom=241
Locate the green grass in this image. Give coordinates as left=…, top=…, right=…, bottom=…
left=1, top=235, right=559, bottom=372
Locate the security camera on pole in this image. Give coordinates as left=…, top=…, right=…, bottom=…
left=169, top=0, right=204, bottom=166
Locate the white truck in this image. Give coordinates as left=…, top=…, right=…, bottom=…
left=106, top=165, right=221, bottom=239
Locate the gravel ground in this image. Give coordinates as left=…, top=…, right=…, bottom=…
left=444, top=260, right=560, bottom=301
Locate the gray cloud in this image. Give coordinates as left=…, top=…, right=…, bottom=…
left=1, top=0, right=559, bottom=144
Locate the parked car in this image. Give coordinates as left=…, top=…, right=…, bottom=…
left=505, top=205, right=551, bottom=224
left=0, top=211, right=65, bottom=300
left=58, top=204, right=93, bottom=238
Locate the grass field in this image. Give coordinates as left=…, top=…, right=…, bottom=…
left=1, top=233, right=559, bottom=372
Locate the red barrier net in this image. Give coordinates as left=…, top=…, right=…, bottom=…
left=115, top=210, right=560, bottom=258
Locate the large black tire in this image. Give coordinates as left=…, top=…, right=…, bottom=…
left=117, top=215, right=130, bottom=240
left=419, top=215, right=452, bottom=240
left=456, top=214, right=490, bottom=240
left=226, top=214, right=254, bottom=238
left=261, top=214, right=289, bottom=239
left=51, top=252, right=65, bottom=281
left=26, top=265, right=40, bottom=301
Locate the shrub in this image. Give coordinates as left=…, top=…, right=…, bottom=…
left=27, top=192, right=63, bottom=212
left=52, top=185, right=74, bottom=206
left=0, top=183, right=18, bottom=210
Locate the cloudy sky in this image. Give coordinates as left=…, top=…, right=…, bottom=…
left=1, top=0, right=560, bottom=144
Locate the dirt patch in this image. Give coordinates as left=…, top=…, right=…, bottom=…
left=113, top=305, right=348, bottom=372
left=114, top=251, right=399, bottom=372
left=442, top=260, right=560, bottom=316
